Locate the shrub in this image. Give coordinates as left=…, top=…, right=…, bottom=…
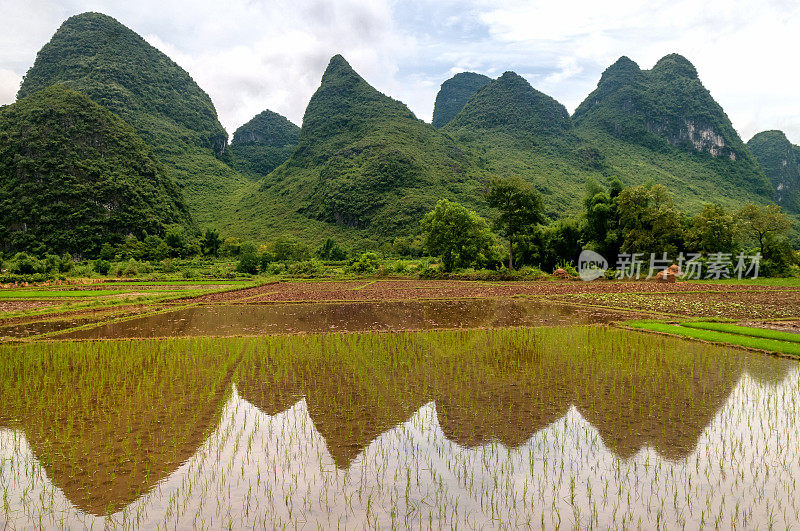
left=122, top=259, right=142, bottom=277
left=348, top=252, right=381, bottom=274
left=288, top=260, right=321, bottom=277
left=93, top=259, right=111, bottom=275
left=259, top=251, right=275, bottom=272
left=317, top=238, right=348, bottom=261
left=8, top=253, right=46, bottom=275
left=236, top=252, right=259, bottom=275
left=272, top=237, right=310, bottom=262
left=160, top=258, right=177, bottom=273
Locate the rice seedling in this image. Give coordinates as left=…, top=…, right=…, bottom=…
left=0, top=326, right=797, bottom=528
left=681, top=321, right=800, bottom=344
left=627, top=321, right=800, bottom=357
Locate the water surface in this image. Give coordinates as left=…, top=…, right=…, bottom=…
left=58, top=299, right=629, bottom=339
left=1, top=328, right=798, bottom=528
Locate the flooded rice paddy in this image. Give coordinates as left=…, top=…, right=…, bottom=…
left=1, top=326, right=799, bottom=528
left=56, top=299, right=628, bottom=339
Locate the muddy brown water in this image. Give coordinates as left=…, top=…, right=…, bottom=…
left=1, top=328, right=798, bottom=528
left=57, top=299, right=631, bottom=339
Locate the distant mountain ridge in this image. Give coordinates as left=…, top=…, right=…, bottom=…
left=431, top=72, right=492, bottom=128
left=230, top=110, right=300, bottom=177
left=4, top=11, right=788, bottom=248
left=748, top=130, right=800, bottom=213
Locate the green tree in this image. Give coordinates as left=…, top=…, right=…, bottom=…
left=317, top=238, right=348, bottom=261
left=201, top=229, right=222, bottom=257
left=165, top=228, right=187, bottom=258
left=735, top=203, right=792, bottom=256
left=486, top=177, right=545, bottom=269
left=272, top=238, right=310, bottom=262
left=582, top=178, right=623, bottom=259
left=236, top=243, right=259, bottom=275
left=686, top=203, right=738, bottom=254
left=93, top=259, right=111, bottom=275
left=616, top=184, right=684, bottom=254
left=142, top=235, right=169, bottom=261
left=420, top=199, right=493, bottom=272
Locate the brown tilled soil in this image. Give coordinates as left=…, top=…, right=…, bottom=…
left=186, top=279, right=798, bottom=305
left=0, top=300, right=61, bottom=312
left=742, top=320, right=800, bottom=333
left=554, top=290, right=800, bottom=319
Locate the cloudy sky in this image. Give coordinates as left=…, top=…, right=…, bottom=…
left=2, top=0, right=799, bottom=143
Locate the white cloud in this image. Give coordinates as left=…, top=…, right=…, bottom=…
left=0, top=69, right=22, bottom=104
left=474, top=0, right=800, bottom=142
left=1, top=0, right=799, bottom=144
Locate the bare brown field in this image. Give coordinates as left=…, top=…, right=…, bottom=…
left=188, top=279, right=796, bottom=304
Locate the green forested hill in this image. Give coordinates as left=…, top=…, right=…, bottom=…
left=17, top=12, right=249, bottom=226
left=446, top=71, right=572, bottom=137
left=441, top=71, right=601, bottom=217
left=0, top=86, right=193, bottom=255
left=747, top=130, right=800, bottom=213
left=437, top=54, right=773, bottom=219
left=229, top=110, right=300, bottom=178
left=573, top=54, right=771, bottom=198
left=431, top=72, right=492, bottom=128
left=255, top=55, right=484, bottom=236
left=7, top=13, right=787, bottom=249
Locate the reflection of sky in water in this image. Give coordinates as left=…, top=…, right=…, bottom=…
left=58, top=299, right=630, bottom=339
left=2, top=364, right=799, bottom=528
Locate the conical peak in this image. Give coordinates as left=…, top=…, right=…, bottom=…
left=652, top=53, right=698, bottom=79
left=61, top=11, right=124, bottom=28
left=497, top=71, right=526, bottom=83
left=749, top=130, right=790, bottom=144
left=599, top=56, right=642, bottom=83
left=323, top=54, right=357, bottom=77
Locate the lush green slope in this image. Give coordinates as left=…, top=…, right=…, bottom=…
left=747, top=130, right=800, bottom=213
left=573, top=54, right=771, bottom=198
left=431, top=72, right=491, bottom=128
left=437, top=55, right=774, bottom=219
left=257, top=55, right=484, bottom=237
left=441, top=71, right=602, bottom=217
left=17, top=12, right=248, bottom=226
left=0, top=86, right=193, bottom=255
left=446, top=71, right=572, bottom=136
left=229, top=110, right=300, bottom=178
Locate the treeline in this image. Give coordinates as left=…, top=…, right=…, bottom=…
left=417, top=177, right=797, bottom=278
left=2, top=177, right=796, bottom=281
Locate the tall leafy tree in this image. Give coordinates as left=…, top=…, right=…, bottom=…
left=583, top=178, right=623, bottom=260
left=486, top=177, right=545, bottom=269
left=736, top=203, right=792, bottom=256
left=202, top=229, right=222, bottom=257
left=686, top=203, right=739, bottom=254
left=616, top=184, right=684, bottom=254
left=421, top=199, right=493, bottom=272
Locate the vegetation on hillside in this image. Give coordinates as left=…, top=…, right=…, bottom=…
left=431, top=72, right=491, bottom=128
left=0, top=86, right=193, bottom=256
left=6, top=13, right=797, bottom=264
left=747, top=130, right=800, bottom=213
left=229, top=110, right=300, bottom=177
left=261, top=55, right=484, bottom=236
left=573, top=54, right=771, bottom=197
left=16, top=12, right=249, bottom=226
left=18, top=12, right=227, bottom=155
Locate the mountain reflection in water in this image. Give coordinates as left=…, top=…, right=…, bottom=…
left=0, top=327, right=797, bottom=528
